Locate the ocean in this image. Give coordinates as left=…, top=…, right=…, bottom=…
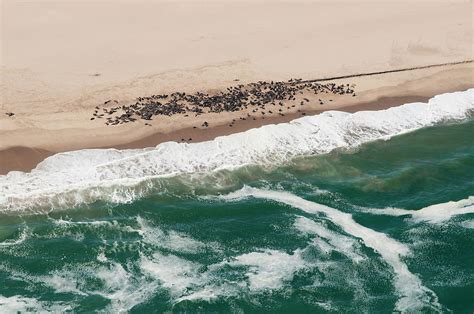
left=0, top=89, right=473, bottom=312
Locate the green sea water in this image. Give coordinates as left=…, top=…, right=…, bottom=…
left=0, top=120, right=473, bottom=313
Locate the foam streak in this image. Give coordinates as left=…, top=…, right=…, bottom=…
left=222, top=187, right=442, bottom=312
left=360, top=197, right=474, bottom=223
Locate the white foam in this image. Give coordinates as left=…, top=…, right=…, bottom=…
left=41, top=272, right=87, bottom=296
left=1, top=89, right=472, bottom=212
left=174, top=282, right=242, bottom=303
left=221, top=187, right=442, bottom=312
left=135, top=216, right=211, bottom=254
left=361, top=196, right=474, bottom=223
left=2, top=240, right=309, bottom=309
left=0, top=251, right=154, bottom=313
left=294, top=216, right=365, bottom=262
left=0, top=295, right=71, bottom=313
left=459, top=220, right=474, bottom=229
left=41, top=218, right=120, bottom=242
left=140, top=247, right=308, bottom=301
left=230, top=249, right=307, bottom=291
left=37, top=258, right=159, bottom=313
left=140, top=252, right=204, bottom=296
left=0, top=295, right=41, bottom=313
left=171, top=247, right=310, bottom=303
left=0, top=227, right=29, bottom=247
left=93, top=262, right=161, bottom=313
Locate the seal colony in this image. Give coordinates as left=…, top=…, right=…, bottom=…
left=91, top=79, right=356, bottom=127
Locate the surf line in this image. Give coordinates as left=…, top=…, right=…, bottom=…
left=222, top=187, right=443, bottom=312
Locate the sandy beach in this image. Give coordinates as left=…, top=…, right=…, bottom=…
left=1, top=0, right=473, bottom=174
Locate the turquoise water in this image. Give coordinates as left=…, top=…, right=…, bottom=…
left=0, top=120, right=473, bottom=312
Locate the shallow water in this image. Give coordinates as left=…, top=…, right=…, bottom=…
left=1, top=116, right=473, bottom=312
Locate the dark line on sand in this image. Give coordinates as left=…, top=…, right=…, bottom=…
left=295, top=60, right=474, bottom=84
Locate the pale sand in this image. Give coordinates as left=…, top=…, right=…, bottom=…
left=1, top=1, right=473, bottom=174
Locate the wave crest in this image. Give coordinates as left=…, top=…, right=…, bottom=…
left=1, top=89, right=473, bottom=212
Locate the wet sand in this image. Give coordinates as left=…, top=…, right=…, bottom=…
left=0, top=97, right=423, bottom=175
left=1, top=61, right=472, bottom=175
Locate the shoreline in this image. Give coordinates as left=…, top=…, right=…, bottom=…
left=1, top=72, right=472, bottom=175
left=115, top=95, right=430, bottom=150
left=2, top=62, right=473, bottom=175
left=0, top=94, right=427, bottom=176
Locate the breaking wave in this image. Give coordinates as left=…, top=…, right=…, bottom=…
left=1, top=89, right=473, bottom=213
